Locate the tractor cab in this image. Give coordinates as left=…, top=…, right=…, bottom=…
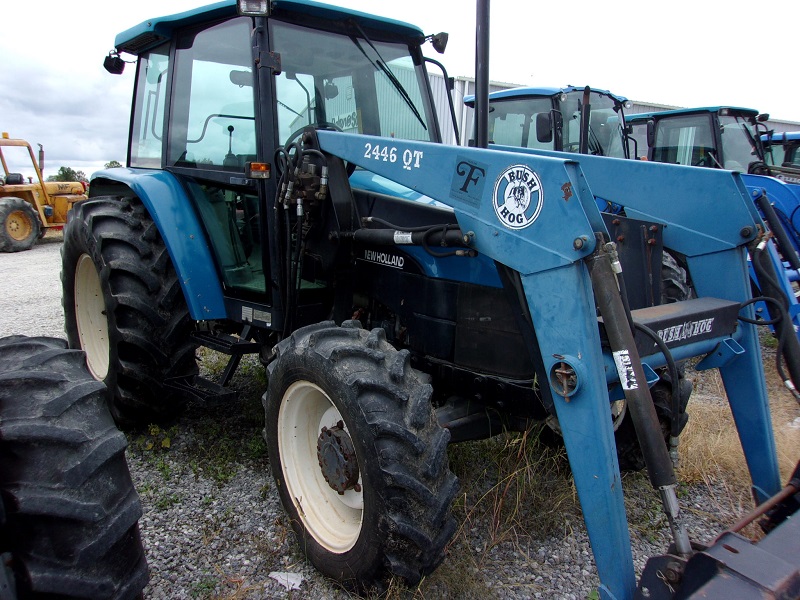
left=761, top=131, right=800, bottom=185
left=626, top=106, right=769, bottom=172
left=98, top=0, right=448, bottom=329
left=464, top=86, right=631, bottom=158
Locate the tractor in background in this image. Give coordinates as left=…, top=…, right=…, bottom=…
left=762, top=130, right=800, bottom=185
left=0, top=133, right=87, bottom=252
left=626, top=107, right=800, bottom=399
left=464, top=85, right=631, bottom=158
left=40, top=1, right=800, bottom=598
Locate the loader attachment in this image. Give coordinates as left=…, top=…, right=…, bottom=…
left=314, top=129, right=784, bottom=600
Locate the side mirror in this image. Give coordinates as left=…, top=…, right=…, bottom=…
left=536, top=113, right=553, bottom=143
left=646, top=119, right=656, bottom=148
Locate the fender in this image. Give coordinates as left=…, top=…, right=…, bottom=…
left=90, top=168, right=226, bottom=320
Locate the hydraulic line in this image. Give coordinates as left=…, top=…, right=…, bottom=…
left=586, top=235, right=691, bottom=556
left=749, top=236, right=800, bottom=399
left=754, top=193, right=800, bottom=271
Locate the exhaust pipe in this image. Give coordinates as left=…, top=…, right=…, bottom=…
left=474, top=0, right=490, bottom=149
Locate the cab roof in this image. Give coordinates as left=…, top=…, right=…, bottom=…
left=627, top=106, right=759, bottom=123
left=464, top=85, right=628, bottom=107
left=115, top=0, right=425, bottom=55
left=761, top=131, right=800, bottom=143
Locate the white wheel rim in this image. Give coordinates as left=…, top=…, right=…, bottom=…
left=74, top=254, right=110, bottom=380
left=278, top=380, right=363, bottom=553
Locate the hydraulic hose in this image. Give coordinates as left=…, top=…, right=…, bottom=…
left=750, top=237, right=800, bottom=399
left=587, top=235, right=691, bottom=555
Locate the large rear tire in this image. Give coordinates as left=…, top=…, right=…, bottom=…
left=0, top=197, right=40, bottom=253
left=264, top=320, right=458, bottom=589
left=0, top=335, right=148, bottom=599
left=61, top=196, right=198, bottom=428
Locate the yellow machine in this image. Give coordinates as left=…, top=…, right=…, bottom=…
left=0, top=133, right=87, bottom=252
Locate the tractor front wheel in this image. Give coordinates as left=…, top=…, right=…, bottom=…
left=0, top=197, right=40, bottom=252
left=264, top=320, right=458, bottom=589
left=0, top=335, right=148, bottom=598
left=61, top=195, right=198, bottom=428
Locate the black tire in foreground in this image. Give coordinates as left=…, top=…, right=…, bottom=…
left=0, top=198, right=40, bottom=253
left=61, top=196, right=198, bottom=428
left=264, top=320, right=458, bottom=589
left=0, top=335, right=148, bottom=599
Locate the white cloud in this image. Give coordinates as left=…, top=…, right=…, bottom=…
left=1, top=0, right=797, bottom=180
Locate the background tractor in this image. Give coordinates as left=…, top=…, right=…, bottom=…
left=464, top=85, right=631, bottom=159
left=762, top=130, right=800, bottom=185
left=626, top=107, right=800, bottom=398
left=0, top=134, right=87, bottom=252
left=51, top=1, right=799, bottom=598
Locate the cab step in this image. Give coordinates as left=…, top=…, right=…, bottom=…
left=164, top=374, right=238, bottom=406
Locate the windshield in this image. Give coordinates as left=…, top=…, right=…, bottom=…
left=557, top=91, right=628, bottom=158
left=484, top=97, right=555, bottom=149
left=719, top=114, right=760, bottom=171
left=270, top=20, right=436, bottom=146
left=652, top=114, right=715, bottom=167
left=482, top=91, right=628, bottom=157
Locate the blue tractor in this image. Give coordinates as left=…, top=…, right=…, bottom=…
left=762, top=130, right=800, bottom=185
left=627, top=107, right=800, bottom=397
left=57, top=2, right=797, bottom=598
left=464, top=85, right=631, bottom=158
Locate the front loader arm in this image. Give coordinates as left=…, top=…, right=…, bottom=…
left=314, top=130, right=781, bottom=600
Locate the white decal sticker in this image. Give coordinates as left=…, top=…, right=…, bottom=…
left=492, top=164, right=544, bottom=230
left=612, top=349, right=638, bottom=391
left=253, top=309, right=272, bottom=326
left=402, top=148, right=423, bottom=171
left=393, top=231, right=413, bottom=245
left=361, top=249, right=405, bottom=269
left=657, top=318, right=714, bottom=344
left=363, top=143, right=398, bottom=164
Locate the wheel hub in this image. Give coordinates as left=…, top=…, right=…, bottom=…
left=7, top=211, right=31, bottom=241
left=316, top=421, right=360, bottom=495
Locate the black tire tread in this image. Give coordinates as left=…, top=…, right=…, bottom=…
left=0, top=197, right=40, bottom=253
left=61, top=196, right=197, bottom=427
left=0, top=335, right=148, bottom=599
left=266, top=320, right=458, bottom=587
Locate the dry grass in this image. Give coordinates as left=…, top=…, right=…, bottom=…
left=679, top=364, right=800, bottom=490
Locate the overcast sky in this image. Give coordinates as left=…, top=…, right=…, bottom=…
left=2, top=0, right=798, bottom=179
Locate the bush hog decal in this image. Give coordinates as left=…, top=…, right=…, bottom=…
left=493, top=164, right=544, bottom=230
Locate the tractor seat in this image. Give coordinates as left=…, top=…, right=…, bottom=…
left=4, top=173, right=24, bottom=185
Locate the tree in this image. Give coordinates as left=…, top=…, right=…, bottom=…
left=47, top=166, right=87, bottom=182
left=104, top=160, right=122, bottom=169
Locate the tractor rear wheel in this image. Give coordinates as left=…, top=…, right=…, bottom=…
left=0, top=197, right=40, bottom=252
left=264, top=320, right=458, bottom=589
left=0, top=335, right=148, bottom=599
left=61, top=195, right=198, bottom=428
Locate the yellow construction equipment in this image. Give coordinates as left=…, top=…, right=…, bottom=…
left=0, top=133, right=87, bottom=252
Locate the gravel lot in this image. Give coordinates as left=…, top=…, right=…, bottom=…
left=1, top=232, right=797, bottom=599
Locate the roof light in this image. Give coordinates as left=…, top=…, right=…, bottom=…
left=238, top=0, right=270, bottom=16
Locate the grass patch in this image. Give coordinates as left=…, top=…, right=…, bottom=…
left=448, top=428, right=578, bottom=547
left=679, top=367, right=800, bottom=489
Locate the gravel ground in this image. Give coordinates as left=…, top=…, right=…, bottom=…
left=1, top=232, right=797, bottom=599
